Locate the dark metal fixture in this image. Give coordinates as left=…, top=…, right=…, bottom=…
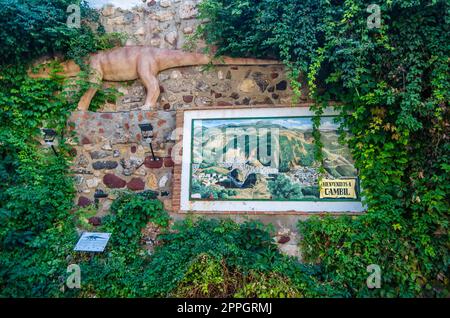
left=42, top=128, right=58, bottom=156
left=139, top=123, right=159, bottom=161
left=93, top=189, right=108, bottom=208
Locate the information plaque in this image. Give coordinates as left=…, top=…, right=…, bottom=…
left=74, top=232, right=111, bottom=252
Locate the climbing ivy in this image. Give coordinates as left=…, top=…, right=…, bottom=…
left=197, top=0, right=449, bottom=297
left=0, top=0, right=123, bottom=296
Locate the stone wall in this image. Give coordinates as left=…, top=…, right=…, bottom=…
left=69, top=0, right=314, bottom=236
left=99, top=0, right=203, bottom=49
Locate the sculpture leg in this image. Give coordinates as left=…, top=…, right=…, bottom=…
left=140, top=72, right=160, bottom=110
left=77, top=65, right=102, bottom=111
left=77, top=87, right=98, bottom=111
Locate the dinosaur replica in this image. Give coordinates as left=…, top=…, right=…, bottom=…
left=28, top=46, right=281, bottom=111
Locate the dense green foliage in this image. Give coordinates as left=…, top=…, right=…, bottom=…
left=70, top=216, right=337, bottom=298
left=138, top=218, right=336, bottom=297
left=0, top=0, right=114, bottom=67
left=197, top=0, right=449, bottom=297
left=71, top=191, right=169, bottom=298
left=0, top=0, right=123, bottom=297
left=0, top=0, right=324, bottom=298
left=102, top=191, right=170, bottom=253
left=1, top=0, right=448, bottom=298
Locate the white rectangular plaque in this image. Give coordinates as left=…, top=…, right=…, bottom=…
left=74, top=232, right=111, bottom=252
left=180, top=107, right=366, bottom=213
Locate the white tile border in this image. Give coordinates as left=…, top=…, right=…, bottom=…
left=180, top=107, right=366, bottom=213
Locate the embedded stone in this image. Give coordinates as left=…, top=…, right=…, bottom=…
left=160, top=191, right=170, bottom=197
left=160, top=0, right=171, bottom=8
left=81, top=136, right=91, bottom=145
left=74, top=175, right=84, bottom=186
left=122, top=168, right=132, bottom=176
left=272, top=93, right=279, bottom=99
left=218, top=101, right=232, bottom=106
left=100, top=113, right=113, bottom=119
left=278, top=235, right=291, bottom=244
left=127, top=178, right=145, bottom=191
left=135, top=166, right=147, bottom=176
left=242, top=97, right=251, bottom=105
left=147, top=173, right=158, bottom=189
left=164, top=157, right=174, bottom=167
left=92, top=161, right=118, bottom=170
left=90, top=150, right=110, bottom=160
left=261, top=97, right=274, bottom=105
left=110, top=129, right=130, bottom=144
left=179, top=1, right=197, bottom=19
left=152, top=11, right=175, bottom=22
left=150, top=38, right=161, bottom=46
left=134, top=27, right=146, bottom=36
left=195, top=80, right=210, bottom=92
left=183, top=95, right=193, bottom=103
left=215, top=81, right=231, bottom=92
left=158, top=119, right=167, bottom=127
left=276, top=80, right=288, bottom=90
left=230, top=92, right=240, bottom=99
left=113, top=150, right=120, bottom=157
left=165, top=31, right=178, bottom=45
left=72, top=168, right=93, bottom=175
left=239, top=79, right=257, bottom=93
left=103, top=173, right=126, bottom=188
left=122, top=96, right=142, bottom=104
left=226, top=71, right=232, bottom=79
left=183, top=26, right=194, bottom=34
left=271, top=72, right=279, bottom=79
left=102, top=142, right=113, bottom=151
left=120, top=157, right=144, bottom=176
left=159, top=174, right=170, bottom=188
left=144, top=157, right=163, bottom=169
left=88, top=217, right=102, bottom=226
left=252, top=72, right=270, bottom=92
left=195, top=96, right=213, bottom=106
left=77, top=196, right=92, bottom=207
left=170, top=70, right=182, bottom=79
left=86, top=177, right=101, bottom=189
left=268, top=86, right=275, bottom=92
left=131, top=145, right=137, bottom=153
left=76, top=154, right=89, bottom=168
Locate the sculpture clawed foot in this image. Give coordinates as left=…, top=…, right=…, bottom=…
left=141, top=103, right=155, bottom=110
left=77, top=102, right=90, bottom=112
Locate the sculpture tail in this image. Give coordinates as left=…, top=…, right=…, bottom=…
left=213, top=56, right=282, bottom=65
left=160, top=50, right=282, bottom=70
left=28, top=59, right=81, bottom=79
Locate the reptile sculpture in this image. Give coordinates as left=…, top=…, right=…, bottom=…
left=28, top=46, right=281, bottom=111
